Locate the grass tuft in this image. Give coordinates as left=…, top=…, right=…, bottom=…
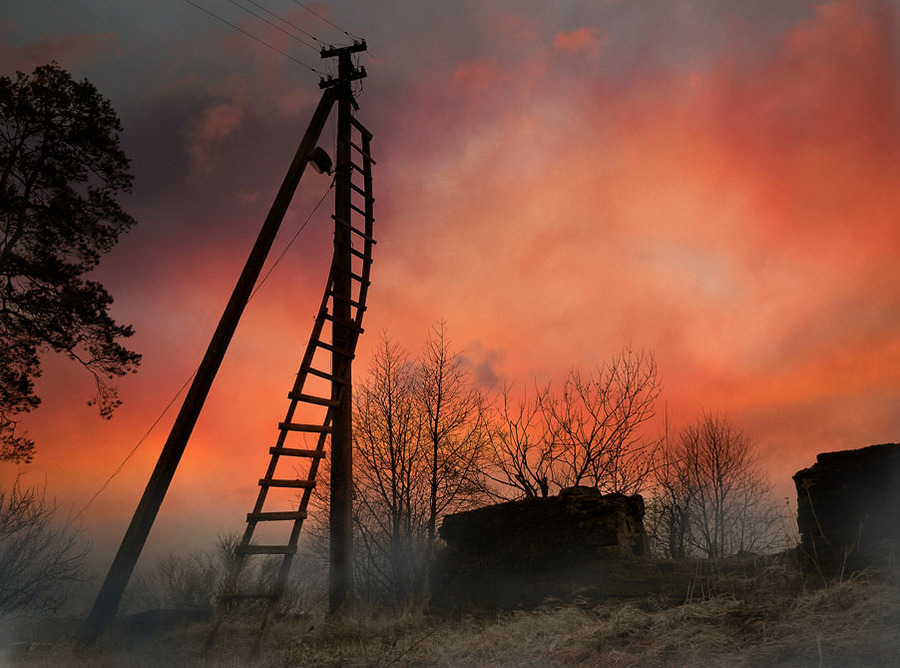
left=4, top=562, right=899, bottom=666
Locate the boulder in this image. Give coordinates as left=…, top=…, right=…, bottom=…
left=793, top=443, right=900, bottom=576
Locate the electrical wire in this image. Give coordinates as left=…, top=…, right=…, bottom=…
left=182, top=0, right=323, bottom=74
left=239, top=0, right=326, bottom=47
left=288, top=0, right=361, bottom=40
left=222, top=0, right=320, bottom=52
left=251, top=175, right=335, bottom=299
left=78, top=1, right=359, bottom=517
left=75, top=176, right=335, bottom=519
left=73, top=370, right=197, bottom=521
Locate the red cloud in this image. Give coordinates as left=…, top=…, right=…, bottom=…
left=376, top=0, right=898, bottom=460
left=709, top=0, right=899, bottom=238
left=0, top=31, right=116, bottom=73
left=187, top=101, right=245, bottom=175
left=552, top=26, right=601, bottom=55
left=452, top=60, right=501, bottom=93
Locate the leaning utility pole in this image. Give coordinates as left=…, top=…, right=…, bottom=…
left=79, top=39, right=371, bottom=643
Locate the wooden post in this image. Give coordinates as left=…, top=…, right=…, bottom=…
left=328, top=47, right=357, bottom=614
left=79, top=89, right=336, bottom=645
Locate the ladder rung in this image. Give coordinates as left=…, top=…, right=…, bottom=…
left=328, top=291, right=366, bottom=310
left=349, top=140, right=376, bottom=164
left=350, top=182, right=374, bottom=201
left=247, top=510, right=308, bottom=522
left=315, top=339, right=356, bottom=358
left=321, top=312, right=364, bottom=334
left=333, top=216, right=376, bottom=243
left=278, top=422, right=332, bottom=433
left=259, top=478, right=316, bottom=489
left=349, top=246, right=372, bottom=262
left=270, top=446, right=328, bottom=458
left=235, top=544, right=297, bottom=555
left=336, top=267, right=370, bottom=285
left=350, top=116, right=372, bottom=139
left=302, top=364, right=349, bottom=383
left=349, top=202, right=369, bottom=217
left=287, top=391, right=340, bottom=406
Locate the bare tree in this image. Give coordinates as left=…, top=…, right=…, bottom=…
left=419, top=322, right=489, bottom=544
left=0, top=479, right=88, bottom=615
left=684, top=412, right=755, bottom=557
left=646, top=416, right=695, bottom=559
left=651, top=412, right=781, bottom=558
left=485, top=384, right=554, bottom=500
left=540, top=347, right=662, bottom=494
left=352, top=327, right=491, bottom=602
left=353, top=335, right=427, bottom=601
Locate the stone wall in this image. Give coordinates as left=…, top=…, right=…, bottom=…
left=430, top=487, right=654, bottom=611
left=793, top=442, right=900, bottom=575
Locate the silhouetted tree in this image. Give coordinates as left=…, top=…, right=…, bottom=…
left=419, top=322, right=489, bottom=545
left=645, top=417, right=695, bottom=559
left=651, top=412, right=780, bottom=558
left=353, top=328, right=490, bottom=602
left=353, top=336, right=427, bottom=601
left=540, top=347, right=662, bottom=494
left=485, top=348, right=661, bottom=499
left=485, top=384, right=554, bottom=499
left=0, top=62, right=140, bottom=463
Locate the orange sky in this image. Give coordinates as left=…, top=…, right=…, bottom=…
left=3, top=0, right=898, bottom=571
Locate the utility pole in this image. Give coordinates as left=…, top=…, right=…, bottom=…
left=80, top=39, right=368, bottom=644
left=79, top=87, right=337, bottom=646
left=321, top=40, right=367, bottom=614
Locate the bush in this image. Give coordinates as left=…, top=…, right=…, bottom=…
left=129, top=551, right=221, bottom=612
left=0, top=479, right=88, bottom=615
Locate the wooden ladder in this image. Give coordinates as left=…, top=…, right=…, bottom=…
left=205, top=116, right=374, bottom=654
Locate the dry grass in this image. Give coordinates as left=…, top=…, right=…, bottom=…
left=4, top=565, right=899, bottom=667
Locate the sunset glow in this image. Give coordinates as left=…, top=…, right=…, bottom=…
left=2, top=0, right=898, bottom=569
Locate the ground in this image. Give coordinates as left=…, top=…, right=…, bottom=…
left=3, top=564, right=899, bottom=667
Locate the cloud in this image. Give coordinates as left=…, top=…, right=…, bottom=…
left=599, top=0, right=900, bottom=454
left=460, top=340, right=505, bottom=389
left=707, top=0, right=899, bottom=244
left=452, top=60, right=501, bottom=93
left=552, top=26, right=602, bottom=55
left=186, top=101, right=245, bottom=174
left=14, top=0, right=899, bottom=558
left=0, top=30, right=115, bottom=73
left=368, top=0, right=898, bottom=447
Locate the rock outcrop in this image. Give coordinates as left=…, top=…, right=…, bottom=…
left=793, top=443, right=900, bottom=575
left=430, top=487, right=652, bottom=611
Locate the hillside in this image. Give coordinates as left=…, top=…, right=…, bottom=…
left=5, top=560, right=899, bottom=667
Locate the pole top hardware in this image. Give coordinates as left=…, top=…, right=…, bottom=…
left=320, top=40, right=367, bottom=59
left=318, top=40, right=368, bottom=91
left=318, top=67, right=366, bottom=90
left=320, top=39, right=369, bottom=58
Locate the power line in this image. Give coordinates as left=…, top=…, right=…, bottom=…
left=288, top=0, right=361, bottom=41
left=182, top=0, right=323, bottom=75
left=222, top=0, right=320, bottom=52
left=251, top=176, right=335, bottom=299
left=240, top=0, right=325, bottom=47
left=75, top=176, right=335, bottom=519
left=73, top=370, right=197, bottom=522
